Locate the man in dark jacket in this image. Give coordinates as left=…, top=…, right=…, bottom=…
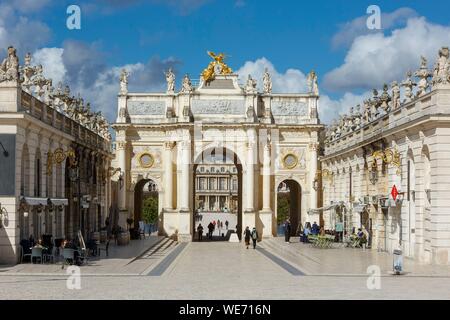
left=284, top=218, right=291, bottom=243
left=197, top=224, right=204, bottom=241
left=207, top=222, right=214, bottom=240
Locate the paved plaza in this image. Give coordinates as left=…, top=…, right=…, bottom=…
left=1, top=237, right=450, bottom=300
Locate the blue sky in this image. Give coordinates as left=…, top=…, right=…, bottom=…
left=1, top=0, right=450, bottom=122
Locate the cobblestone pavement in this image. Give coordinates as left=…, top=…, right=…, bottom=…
left=1, top=240, right=450, bottom=300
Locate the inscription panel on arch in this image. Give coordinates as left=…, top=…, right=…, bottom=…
left=191, top=99, right=245, bottom=115
left=271, top=101, right=308, bottom=116
left=127, top=101, right=166, bottom=115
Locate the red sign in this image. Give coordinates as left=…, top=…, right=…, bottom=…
left=391, top=185, right=399, bottom=201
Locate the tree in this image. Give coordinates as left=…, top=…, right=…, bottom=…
left=142, top=196, right=158, bottom=224
left=277, top=194, right=290, bottom=225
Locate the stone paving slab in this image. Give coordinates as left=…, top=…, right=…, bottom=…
left=1, top=241, right=450, bottom=299
left=0, top=236, right=165, bottom=275
left=262, top=237, right=450, bottom=277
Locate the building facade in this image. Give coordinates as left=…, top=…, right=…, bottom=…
left=321, top=48, right=450, bottom=265
left=112, top=54, right=322, bottom=241
left=0, top=47, right=113, bottom=264
left=195, top=161, right=238, bottom=213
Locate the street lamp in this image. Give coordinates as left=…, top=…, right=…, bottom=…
left=118, top=170, right=124, bottom=190
left=0, top=141, right=9, bottom=157
left=69, top=166, right=83, bottom=236
left=369, top=162, right=378, bottom=185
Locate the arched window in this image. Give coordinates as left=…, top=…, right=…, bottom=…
left=422, top=147, right=431, bottom=205
left=407, top=151, right=415, bottom=201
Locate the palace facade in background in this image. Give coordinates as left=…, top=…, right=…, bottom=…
left=0, top=47, right=113, bottom=264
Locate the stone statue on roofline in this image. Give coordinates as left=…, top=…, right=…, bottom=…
left=390, top=81, right=401, bottom=110
left=415, top=56, right=432, bottom=97
left=263, top=68, right=272, bottom=94
left=245, top=74, right=257, bottom=94
left=119, top=69, right=129, bottom=95
left=363, top=99, right=371, bottom=123
left=165, top=68, right=175, bottom=94
left=181, top=74, right=193, bottom=93
left=432, top=47, right=450, bottom=87
left=369, top=89, right=380, bottom=119
left=0, top=46, right=19, bottom=82
left=380, top=84, right=391, bottom=113
left=307, top=70, right=319, bottom=95
left=354, top=104, right=362, bottom=130
left=401, top=71, right=416, bottom=103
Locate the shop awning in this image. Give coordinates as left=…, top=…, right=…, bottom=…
left=50, top=198, right=68, bottom=206
left=20, top=197, right=49, bottom=206
left=307, top=203, right=343, bottom=215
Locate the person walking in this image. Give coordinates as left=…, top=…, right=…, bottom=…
left=284, top=218, right=291, bottom=243
left=208, top=222, right=214, bottom=240
left=243, top=226, right=251, bottom=249
left=251, top=227, right=258, bottom=249
left=225, top=220, right=229, bottom=230
left=197, top=224, right=204, bottom=241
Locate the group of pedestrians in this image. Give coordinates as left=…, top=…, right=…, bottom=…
left=283, top=218, right=321, bottom=243
left=196, top=219, right=230, bottom=241
left=243, top=226, right=258, bottom=249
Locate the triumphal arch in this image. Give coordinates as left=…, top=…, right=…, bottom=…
left=112, top=53, right=322, bottom=241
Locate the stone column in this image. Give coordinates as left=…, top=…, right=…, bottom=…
left=246, top=129, right=256, bottom=212
left=262, top=144, right=271, bottom=211
left=116, top=140, right=127, bottom=210
left=164, top=141, right=175, bottom=210
left=260, top=142, right=273, bottom=237
left=178, top=135, right=191, bottom=241
left=309, top=142, right=319, bottom=223
left=244, top=128, right=256, bottom=230
left=180, top=140, right=191, bottom=211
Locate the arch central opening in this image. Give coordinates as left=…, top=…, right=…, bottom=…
left=133, top=179, right=159, bottom=238
left=276, top=179, right=302, bottom=237
left=193, top=147, right=242, bottom=242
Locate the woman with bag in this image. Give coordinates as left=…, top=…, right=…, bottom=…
left=251, top=227, right=258, bottom=249
left=243, top=226, right=251, bottom=249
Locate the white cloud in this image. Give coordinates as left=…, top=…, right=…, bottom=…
left=324, top=17, right=450, bottom=92
left=0, top=2, right=52, bottom=55
left=236, top=57, right=366, bottom=124
left=30, top=41, right=180, bottom=121
left=9, top=0, right=52, bottom=13
left=319, top=92, right=371, bottom=124
left=32, top=47, right=66, bottom=85
left=236, top=57, right=308, bottom=93
left=332, top=7, right=417, bottom=49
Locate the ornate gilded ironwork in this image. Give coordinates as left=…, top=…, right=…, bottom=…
left=46, top=151, right=53, bottom=176
left=54, top=148, right=66, bottom=164
left=138, top=152, right=154, bottom=169
left=201, top=51, right=233, bottom=83
left=282, top=153, right=298, bottom=170
left=371, top=148, right=401, bottom=175
left=322, top=169, right=334, bottom=185
left=67, top=148, right=78, bottom=168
